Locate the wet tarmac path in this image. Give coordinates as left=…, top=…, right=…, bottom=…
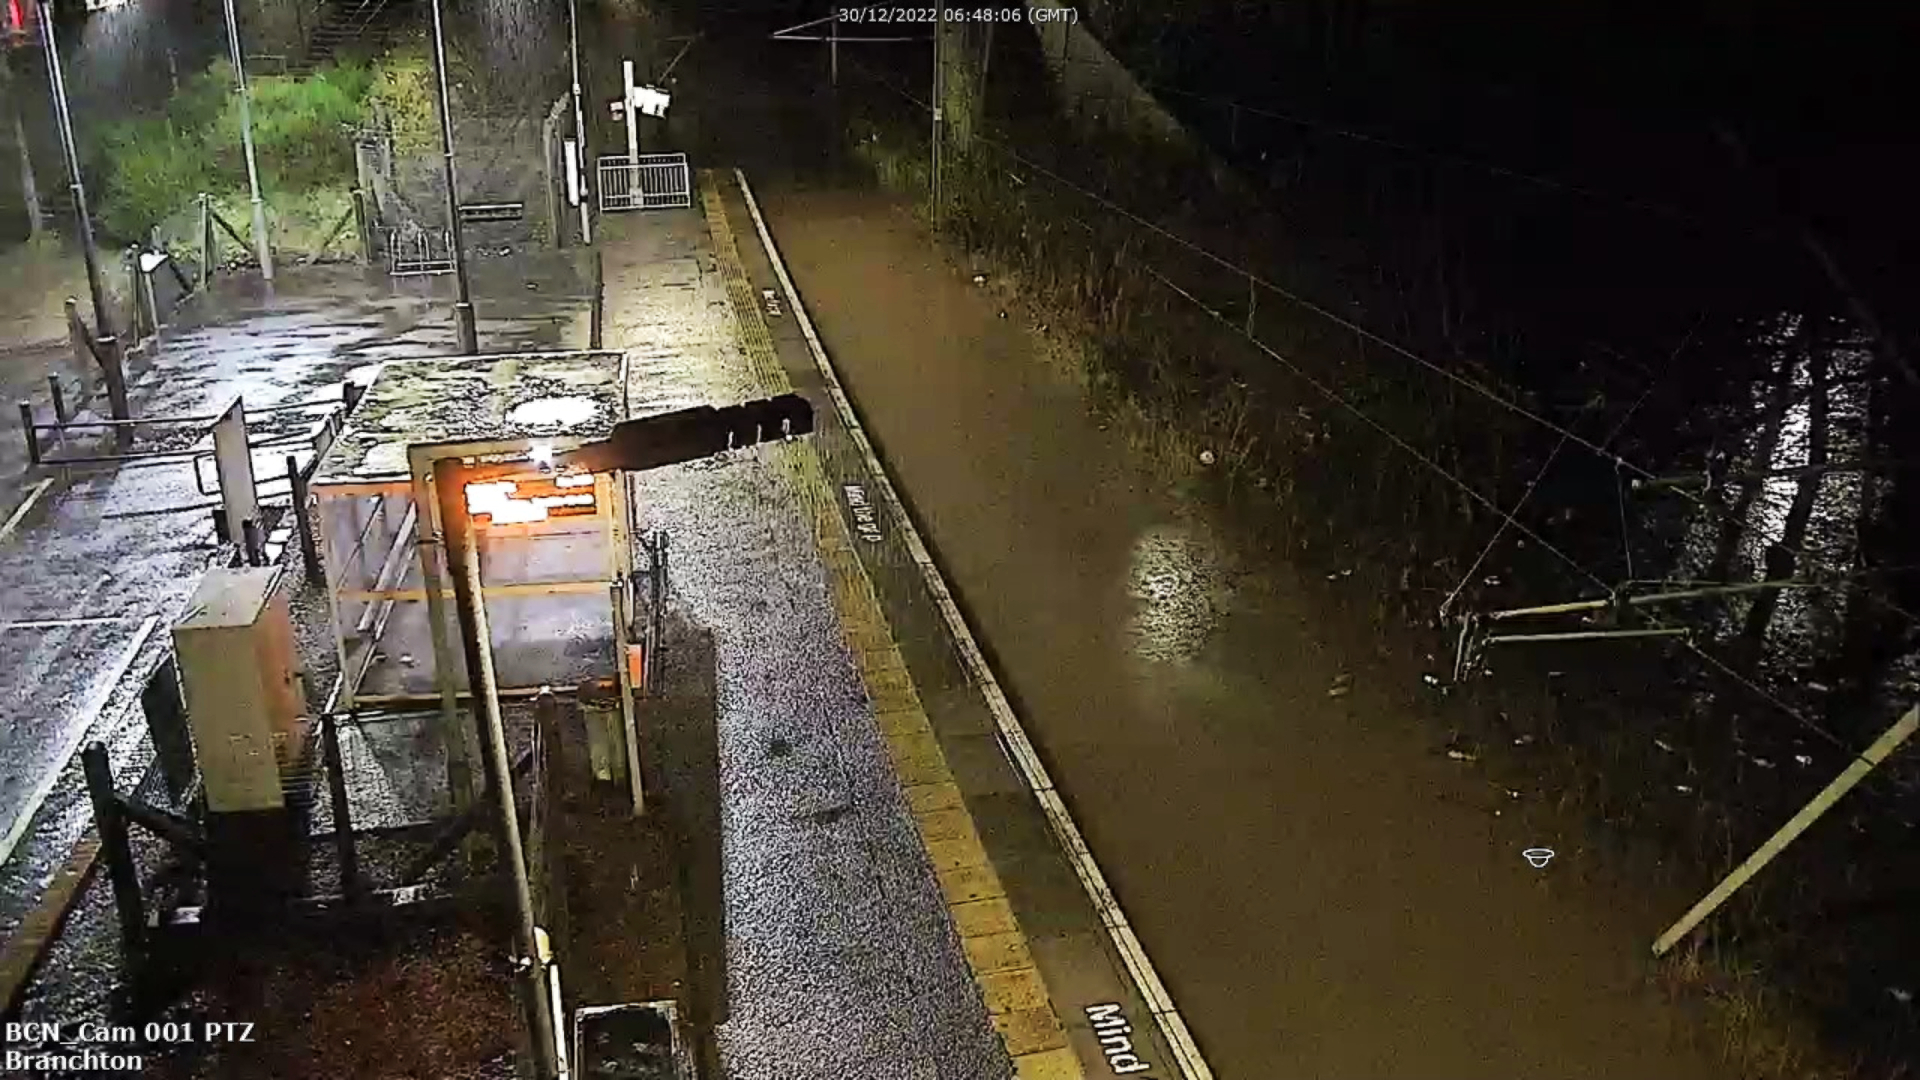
left=0, top=254, right=593, bottom=935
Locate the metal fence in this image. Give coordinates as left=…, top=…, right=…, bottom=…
left=387, top=224, right=456, bottom=276
left=596, top=154, right=693, bottom=213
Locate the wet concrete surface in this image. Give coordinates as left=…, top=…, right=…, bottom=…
left=597, top=206, right=1012, bottom=1080
left=0, top=253, right=593, bottom=941
left=747, top=181, right=1740, bottom=1079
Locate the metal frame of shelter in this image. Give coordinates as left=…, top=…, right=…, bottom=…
left=309, top=350, right=641, bottom=812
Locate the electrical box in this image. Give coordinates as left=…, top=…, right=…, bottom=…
left=173, top=566, right=306, bottom=814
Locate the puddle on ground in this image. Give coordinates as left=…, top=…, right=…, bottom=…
left=507, top=395, right=598, bottom=431
left=1126, top=520, right=1236, bottom=664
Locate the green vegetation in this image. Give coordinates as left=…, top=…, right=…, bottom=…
left=89, top=47, right=437, bottom=258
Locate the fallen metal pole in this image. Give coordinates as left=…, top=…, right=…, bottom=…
left=1652, top=705, right=1920, bottom=957
left=1483, top=627, right=1690, bottom=647
left=1487, top=578, right=1831, bottom=622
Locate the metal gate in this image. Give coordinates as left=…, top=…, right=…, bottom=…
left=597, top=153, right=692, bottom=212
left=388, top=223, right=455, bottom=276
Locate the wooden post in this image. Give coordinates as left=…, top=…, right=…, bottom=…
left=1653, top=705, right=1920, bottom=956
left=344, top=189, right=367, bottom=265
left=125, top=248, right=147, bottom=341
left=199, top=194, right=214, bottom=288
left=18, top=401, right=40, bottom=466
left=320, top=711, right=360, bottom=896
left=242, top=519, right=265, bottom=566
left=99, top=334, right=130, bottom=453
left=590, top=248, right=605, bottom=350
left=81, top=743, right=144, bottom=955
left=288, top=454, right=322, bottom=584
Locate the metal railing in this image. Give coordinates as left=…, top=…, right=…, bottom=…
left=388, top=223, right=456, bottom=276
left=596, top=153, right=693, bottom=213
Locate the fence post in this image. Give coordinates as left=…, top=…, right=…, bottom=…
left=125, top=247, right=147, bottom=341
left=81, top=742, right=145, bottom=958
left=242, top=519, right=265, bottom=566
left=288, top=454, right=322, bottom=584
left=351, top=188, right=371, bottom=265
left=47, top=375, right=68, bottom=427
left=590, top=248, right=605, bottom=350
left=320, top=711, right=361, bottom=897
left=99, top=335, right=131, bottom=453
left=199, top=193, right=214, bottom=288
left=18, top=401, right=40, bottom=466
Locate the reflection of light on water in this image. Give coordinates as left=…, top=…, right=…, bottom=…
left=1673, top=312, right=1877, bottom=668
left=1127, top=524, right=1226, bottom=663
left=507, top=396, right=597, bottom=429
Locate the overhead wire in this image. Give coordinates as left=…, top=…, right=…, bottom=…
left=848, top=55, right=1920, bottom=631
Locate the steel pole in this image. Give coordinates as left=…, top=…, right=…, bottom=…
left=566, top=0, right=592, bottom=244
left=36, top=1, right=110, bottom=339
left=435, top=458, right=559, bottom=1079
left=428, top=0, right=478, bottom=353
left=37, top=0, right=127, bottom=437
left=930, top=0, right=944, bottom=231
left=220, top=0, right=276, bottom=282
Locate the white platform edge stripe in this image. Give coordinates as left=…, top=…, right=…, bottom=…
left=734, top=168, right=1216, bottom=1080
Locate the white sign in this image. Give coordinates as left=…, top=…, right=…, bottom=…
left=563, top=140, right=581, bottom=206
left=843, top=484, right=882, bottom=543
left=632, top=85, right=671, bottom=118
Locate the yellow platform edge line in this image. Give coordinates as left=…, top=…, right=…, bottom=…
left=697, top=169, right=1079, bottom=1074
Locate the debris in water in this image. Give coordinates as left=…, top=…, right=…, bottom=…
left=1751, top=756, right=1776, bottom=769
left=399, top=654, right=415, bottom=666
left=1654, top=738, right=1675, bottom=753
left=1808, top=681, right=1831, bottom=693
left=1676, top=784, right=1694, bottom=794
left=1513, top=734, right=1534, bottom=747
left=1890, top=987, right=1913, bottom=1004
left=1483, top=575, right=1502, bottom=586
left=1446, top=748, right=1477, bottom=762
left=1421, top=673, right=1441, bottom=687
left=1795, top=754, right=1813, bottom=766
left=971, top=274, right=987, bottom=285
left=1199, top=449, right=1216, bottom=465
left=1328, top=672, right=1354, bottom=698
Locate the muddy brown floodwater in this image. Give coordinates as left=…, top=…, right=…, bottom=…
left=754, top=183, right=1736, bottom=1080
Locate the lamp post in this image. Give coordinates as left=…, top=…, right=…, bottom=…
left=219, top=0, right=275, bottom=282
left=566, top=0, right=591, bottom=244
left=35, top=0, right=127, bottom=432
left=930, top=0, right=944, bottom=231
left=428, top=0, right=477, bottom=354
left=433, top=456, right=559, bottom=1080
